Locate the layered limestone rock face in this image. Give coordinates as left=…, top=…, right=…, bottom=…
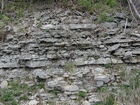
left=0, top=11, right=140, bottom=69
left=0, top=8, right=140, bottom=105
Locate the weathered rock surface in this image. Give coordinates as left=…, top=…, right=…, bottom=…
left=0, top=7, right=139, bottom=105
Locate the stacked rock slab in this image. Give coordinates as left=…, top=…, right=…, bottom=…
left=0, top=8, right=140, bottom=105
left=0, top=10, right=140, bottom=69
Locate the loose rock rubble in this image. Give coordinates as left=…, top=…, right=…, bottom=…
left=0, top=8, right=140, bottom=105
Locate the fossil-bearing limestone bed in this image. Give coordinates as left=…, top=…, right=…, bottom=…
left=0, top=8, right=140, bottom=105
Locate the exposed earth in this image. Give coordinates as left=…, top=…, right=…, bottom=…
left=0, top=1, right=140, bottom=105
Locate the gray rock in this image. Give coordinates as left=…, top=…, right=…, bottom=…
left=96, top=81, right=104, bottom=87
left=9, top=69, right=28, bottom=79
left=0, top=102, right=4, bottom=105
left=32, top=69, right=48, bottom=79
left=115, top=12, right=126, bottom=19
left=88, top=94, right=100, bottom=103
left=94, top=75, right=110, bottom=83
left=5, top=34, right=14, bottom=42
left=0, top=70, right=5, bottom=76
left=82, top=18, right=92, bottom=23
left=81, top=100, right=91, bottom=105
left=41, top=24, right=60, bottom=30
left=108, top=44, right=120, bottom=52
left=47, top=77, right=64, bottom=88
left=75, top=58, right=85, bottom=66
left=105, top=58, right=111, bottom=64
left=65, top=19, right=80, bottom=24
left=101, top=22, right=117, bottom=29
left=47, top=81, right=58, bottom=88
left=124, top=51, right=133, bottom=59
left=120, top=21, right=131, bottom=28
left=8, top=45, right=20, bottom=50
left=111, top=58, right=123, bottom=63
left=39, top=93, right=51, bottom=100
left=39, top=38, right=57, bottom=43
left=26, top=61, right=49, bottom=68
left=3, top=62, right=19, bottom=68
left=64, top=85, right=79, bottom=92
left=107, top=28, right=120, bottom=35
left=69, top=24, right=96, bottom=30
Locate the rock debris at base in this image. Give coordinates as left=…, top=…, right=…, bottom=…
left=0, top=8, right=140, bottom=105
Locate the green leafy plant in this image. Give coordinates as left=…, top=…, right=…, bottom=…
left=78, top=91, right=86, bottom=98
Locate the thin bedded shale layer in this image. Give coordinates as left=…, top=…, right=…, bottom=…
left=0, top=9, right=140, bottom=69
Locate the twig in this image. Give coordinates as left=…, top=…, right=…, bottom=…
left=129, top=0, right=140, bottom=18
left=127, top=0, right=138, bottom=22
left=124, top=18, right=128, bottom=34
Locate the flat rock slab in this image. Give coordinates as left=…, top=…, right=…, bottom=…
left=69, top=24, right=97, bottom=30
left=41, top=24, right=97, bottom=30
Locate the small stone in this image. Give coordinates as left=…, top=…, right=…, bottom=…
left=124, top=51, right=132, bottom=59
left=94, top=75, right=110, bottom=83
left=39, top=89, right=45, bottom=93
left=88, top=94, right=100, bottom=103
left=115, top=12, right=126, bottom=19
left=108, top=44, right=120, bottom=52
left=81, top=100, right=91, bottom=105
left=0, top=80, right=8, bottom=88
left=28, top=100, right=39, bottom=105
left=96, top=81, right=104, bottom=87
left=47, top=81, right=57, bottom=88
left=99, top=45, right=104, bottom=49
left=75, top=58, right=85, bottom=66
left=92, top=68, right=105, bottom=74
left=0, top=102, right=4, bottom=105
left=105, top=58, right=111, bottom=64
left=64, top=85, right=79, bottom=92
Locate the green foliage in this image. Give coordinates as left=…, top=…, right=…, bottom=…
left=0, top=89, right=19, bottom=105
left=104, top=95, right=115, bottom=105
left=19, top=94, right=28, bottom=101
left=78, top=91, right=86, bottom=98
left=0, top=80, right=30, bottom=105
left=49, top=89, right=58, bottom=96
left=130, top=70, right=140, bottom=88
left=104, top=63, right=112, bottom=69
left=71, top=6, right=76, bottom=11
left=0, top=22, right=4, bottom=29
left=38, top=83, right=45, bottom=89
left=48, top=101, right=55, bottom=105
left=77, top=0, right=118, bottom=11
left=97, top=68, right=140, bottom=105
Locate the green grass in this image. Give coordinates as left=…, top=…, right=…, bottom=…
left=38, top=83, right=45, bottom=89
left=104, top=63, right=112, bottom=69
left=0, top=80, right=33, bottom=105
left=49, top=89, right=58, bottom=97
left=97, top=67, right=140, bottom=105
left=64, top=62, right=75, bottom=72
